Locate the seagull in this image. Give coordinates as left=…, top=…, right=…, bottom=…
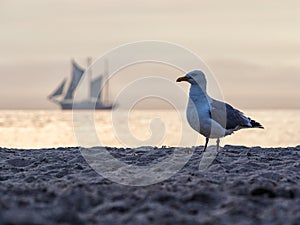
left=176, top=70, right=263, bottom=151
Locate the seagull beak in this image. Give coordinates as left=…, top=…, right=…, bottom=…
left=176, top=76, right=188, bottom=82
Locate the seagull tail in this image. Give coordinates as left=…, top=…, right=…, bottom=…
left=249, top=119, right=264, bottom=129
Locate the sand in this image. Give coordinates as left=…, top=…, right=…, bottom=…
left=0, top=145, right=299, bottom=225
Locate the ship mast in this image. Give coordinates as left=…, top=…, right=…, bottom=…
left=105, top=59, right=109, bottom=105
left=87, top=57, right=92, bottom=100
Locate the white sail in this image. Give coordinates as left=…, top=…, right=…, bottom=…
left=90, top=76, right=102, bottom=99
left=48, top=78, right=66, bottom=99
left=64, top=61, right=85, bottom=100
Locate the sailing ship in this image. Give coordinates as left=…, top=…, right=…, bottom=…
left=48, top=59, right=114, bottom=110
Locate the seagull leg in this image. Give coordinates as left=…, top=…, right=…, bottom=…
left=216, top=138, right=220, bottom=151
left=204, top=137, right=209, bottom=152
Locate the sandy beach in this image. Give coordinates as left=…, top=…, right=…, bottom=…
left=0, top=145, right=299, bottom=225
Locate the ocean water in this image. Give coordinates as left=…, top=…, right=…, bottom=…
left=0, top=110, right=299, bottom=149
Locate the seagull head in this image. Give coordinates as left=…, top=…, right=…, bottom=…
left=176, top=70, right=207, bottom=90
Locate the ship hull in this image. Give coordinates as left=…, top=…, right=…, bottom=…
left=59, top=101, right=114, bottom=110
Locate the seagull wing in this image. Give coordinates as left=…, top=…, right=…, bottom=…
left=209, top=99, right=251, bottom=130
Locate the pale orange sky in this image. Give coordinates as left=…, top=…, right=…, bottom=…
left=0, top=0, right=300, bottom=109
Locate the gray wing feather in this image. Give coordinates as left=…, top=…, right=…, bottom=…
left=210, top=99, right=251, bottom=130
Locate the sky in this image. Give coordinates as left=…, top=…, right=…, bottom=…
left=1, top=0, right=300, bottom=109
